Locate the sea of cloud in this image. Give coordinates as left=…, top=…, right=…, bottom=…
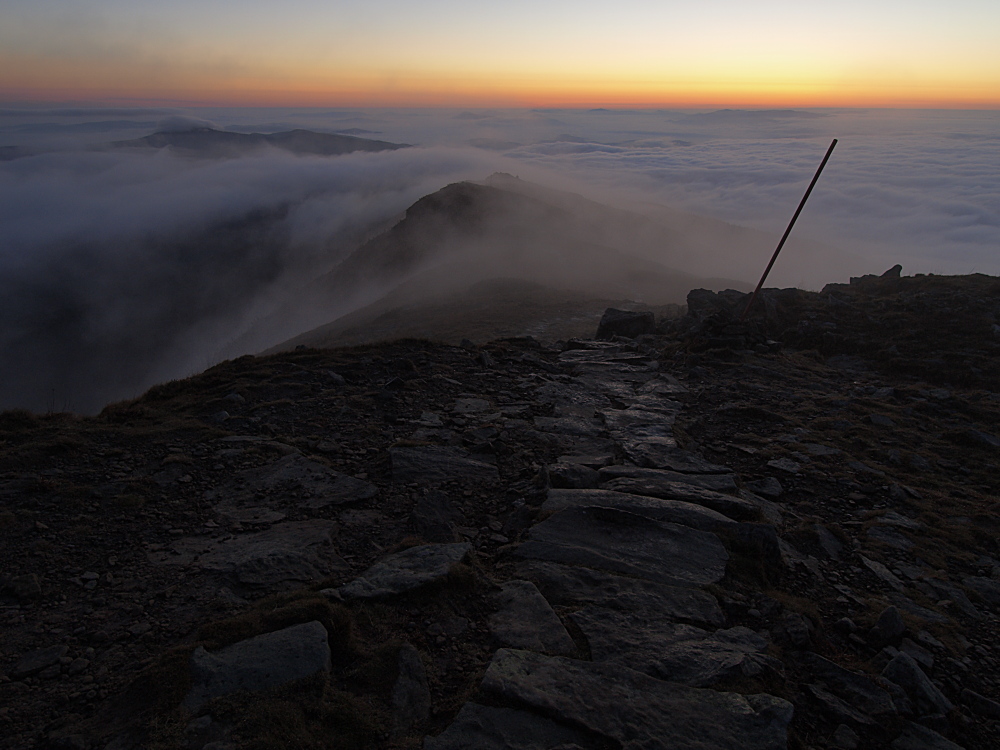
left=0, top=105, right=997, bottom=412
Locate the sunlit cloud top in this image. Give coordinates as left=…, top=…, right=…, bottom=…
left=2, top=0, right=999, bottom=107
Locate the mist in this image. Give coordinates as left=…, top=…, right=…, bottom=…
left=0, top=143, right=499, bottom=413
left=1, top=106, right=997, bottom=413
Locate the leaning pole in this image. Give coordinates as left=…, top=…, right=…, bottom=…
left=741, top=138, right=838, bottom=322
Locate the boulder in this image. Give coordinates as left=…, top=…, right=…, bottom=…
left=596, top=308, right=656, bottom=340
left=869, top=606, right=906, bottom=647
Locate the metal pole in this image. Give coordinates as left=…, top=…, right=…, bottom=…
left=740, top=138, right=838, bottom=322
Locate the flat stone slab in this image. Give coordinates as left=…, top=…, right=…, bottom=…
left=617, top=443, right=732, bottom=474
left=184, top=621, right=330, bottom=710
left=237, top=454, right=377, bottom=508
left=424, top=702, right=597, bottom=750
left=600, top=408, right=678, bottom=435
left=963, top=576, right=1000, bottom=610
left=338, top=543, right=471, bottom=599
left=598, top=464, right=738, bottom=493
left=533, top=382, right=608, bottom=415
left=861, top=556, right=906, bottom=592
left=514, top=506, right=728, bottom=587
left=600, top=477, right=759, bottom=520
left=488, top=580, right=575, bottom=655
left=801, top=653, right=897, bottom=717
left=559, top=349, right=652, bottom=365
left=389, top=446, right=499, bottom=485
left=890, top=722, right=966, bottom=750
left=867, top=526, right=914, bottom=551
left=481, top=649, right=793, bottom=750
left=214, top=505, right=287, bottom=525
left=515, top=560, right=725, bottom=628
left=627, top=393, right=684, bottom=413
left=882, top=652, right=954, bottom=717
left=573, top=375, right=641, bottom=404
left=452, top=398, right=490, bottom=414
left=571, top=608, right=775, bottom=687
left=11, top=645, right=69, bottom=679
left=568, top=361, right=656, bottom=378
left=148, top=521, right=345, bottom=588
left=533, top=416, right=607, bottom=438
left=542, top=488, right=737, bottom=532
left=887, top=593, right=952, bottom=625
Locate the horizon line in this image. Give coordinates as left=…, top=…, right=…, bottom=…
left=2, top=98, right=1000, bottom=112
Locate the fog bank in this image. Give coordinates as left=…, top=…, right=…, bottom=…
left=1, top=106, right=996, bottom=413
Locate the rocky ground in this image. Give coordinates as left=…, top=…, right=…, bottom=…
left=2, top=270, right=999, bottom=750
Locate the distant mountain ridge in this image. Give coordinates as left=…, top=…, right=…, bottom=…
left=240, top=175, right=753, bottom=354
left=114, top=127, right=408, bottom=158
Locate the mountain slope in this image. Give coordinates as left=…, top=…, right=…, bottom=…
left=235, top=177, right=754, bottom=355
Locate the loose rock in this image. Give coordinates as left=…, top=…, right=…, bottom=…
left=488, top=580, right=575, bottom=655
left=391, top=643, right=430, bottom=734
left=11, top=645, right=69, bottom=679
left=183, top=621, right=331, bottom=710
left=338, top=543, right=471, bottom=599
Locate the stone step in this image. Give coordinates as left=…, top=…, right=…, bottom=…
left=513, top=505, right=728, bottom=587
left=477, top=648, right=793, bottom=750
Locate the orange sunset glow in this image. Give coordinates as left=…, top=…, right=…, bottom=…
left=2, top=0, right=999, bottom=108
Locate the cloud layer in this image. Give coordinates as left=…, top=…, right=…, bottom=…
left=1, top=106, right=997, bottom=412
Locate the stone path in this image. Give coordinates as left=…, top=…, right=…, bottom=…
left=160, top=338, right=794, bottom=748
left=404, top=339, right=797, bottom=748
left=159, top=332, right=984, bottom=749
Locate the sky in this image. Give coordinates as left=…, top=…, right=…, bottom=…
left=2, top=0, right=1000, bottom=108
